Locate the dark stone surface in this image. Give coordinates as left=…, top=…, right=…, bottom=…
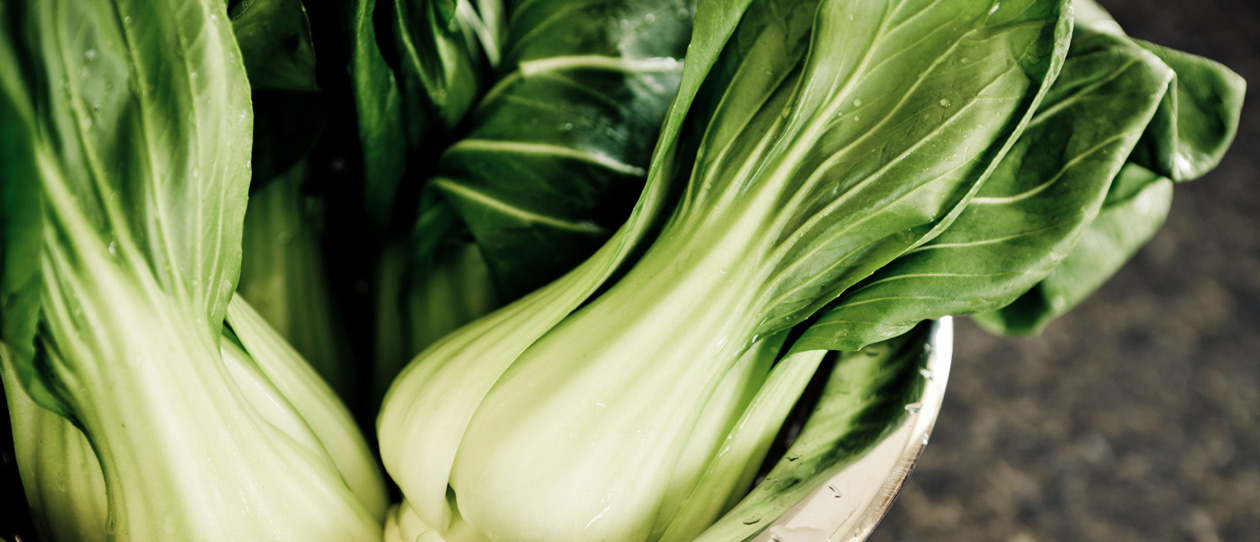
left=869, top=1, right=1260, bottom=541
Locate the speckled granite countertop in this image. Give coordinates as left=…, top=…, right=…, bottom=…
left=869, top=1, right=1260, bottom=540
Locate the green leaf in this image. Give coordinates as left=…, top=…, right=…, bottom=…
left=974, top=164, right=1174, bottom=334
left=792, top=27, right=1175, bottom=351
left=693, top=321, right=943, bottom=542
left=348, top=0, right=409, bottom=226
left=1, top=0, right=252, bottom=410
left=435, top=0, right=695, bottom=299
left=231, top=0, right=319, bottom=92
left=1128, top=40, right=1246, bottom=182
left=1075, top=0, right=1245, bottom=183
left=594, top=0, right=1066, bottom=356
left=1072, top=0, right=1125, bottom=36
left=231, top=0, right=327, bottom=184
left=972, top=5, right=1245, bottom=335
left=0, top=20, right=45, bottom=405
left=386, top=0, right=500, bottom=143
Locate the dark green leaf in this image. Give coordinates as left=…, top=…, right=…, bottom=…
left=349, top=0, right=410, bottom=226
left=1075, top=0, right=1245, bottom=181
left=1128, top=40, right=1246, bottom=182
left=662, top=0, right=1069, bottom=342
left=0, top=19, right=48, bottom=409
left=230, top=0, right=327, bottom=183
left=350, top=0, right=503, bottom=227
left=246, top=90, right=327, bottom=183
left=434, top=0, right=694, bottom=299
left=793, top=27, right=1174, bottom=351
left=386, top=0, right=500, bottom=144
left=230, top=0, right=319, bottom=92
left=694, top=321, right=942, bottom=542
left=972, top=3, right=1244, bottom=335
left=974, top=164, right=1173, bottom=334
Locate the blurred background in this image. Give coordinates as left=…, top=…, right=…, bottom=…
left=870, top=1, right=1260, bottom=541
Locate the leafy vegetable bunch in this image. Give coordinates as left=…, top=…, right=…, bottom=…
left=0, top=0, right=1243, bottom=541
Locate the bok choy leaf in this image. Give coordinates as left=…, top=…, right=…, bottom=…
left=351, top=0, right=503, bottom=227
left=230, top=0, right=326, bottom=183
left=433, top=0, right=693, bottom=299
left=973, top=2, right=1244, bottom=334
left=794, top=26, right=1178, bottom=349
left=692, top=321, right=946, bottom=542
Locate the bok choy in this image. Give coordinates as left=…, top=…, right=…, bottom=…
left=377, top=0, right=1241, bottom=541
left=379, top=0, right=1070, bottom=539
left=0, top=0, right=386, bottom=539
